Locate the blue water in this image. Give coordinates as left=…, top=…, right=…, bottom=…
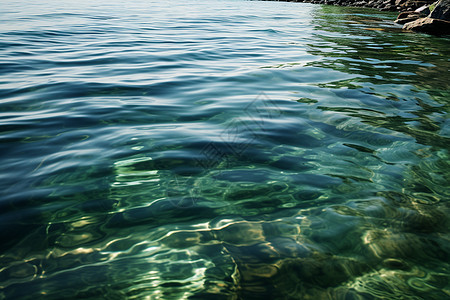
left=1, top=0, right=449, bottom=299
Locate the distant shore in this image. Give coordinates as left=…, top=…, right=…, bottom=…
left=259, top=0, right=450, bottom=35
left=257, top=0, right=435, bottom=12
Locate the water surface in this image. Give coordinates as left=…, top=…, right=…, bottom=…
left=0, top=0, right=449, bottom=299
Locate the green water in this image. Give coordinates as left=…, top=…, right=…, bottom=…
left=0, top=0, right=449, bottom=299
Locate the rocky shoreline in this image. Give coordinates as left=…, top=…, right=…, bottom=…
left=260, top=0, right=450, bottom=35
left=261, top=0, right=433, bottom=12
left=397, top=0, right=450, bottom=34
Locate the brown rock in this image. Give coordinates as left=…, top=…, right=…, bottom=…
left=395, top=11, right=420, bottom=23
left=395, top=16, right=421, bottom=23
left=403, top=17, right=450, bottom=34
left=397, top=10, right=419, bottom=18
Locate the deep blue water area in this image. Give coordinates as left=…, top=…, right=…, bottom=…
left=0, top=0, right=449, bottom=299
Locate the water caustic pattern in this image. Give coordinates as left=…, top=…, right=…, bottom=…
left=0, top=0, right=449, bottom=299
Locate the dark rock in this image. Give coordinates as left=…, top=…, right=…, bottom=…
left=429, top=0, right=450, bottom=20
left=403, top=16, right=450, bottom=34
left=415, top=4, right=431, bottom=15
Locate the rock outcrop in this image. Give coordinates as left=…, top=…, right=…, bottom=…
left=403, top=15, right=450, bottom=34
left=395, top=5, right=431, bottom=24
left=429, top=0, right=450, bottom=18
left=402, top=0, right=450, bottom=34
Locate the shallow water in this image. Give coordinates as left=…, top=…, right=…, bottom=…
left=0, top=0, right=449, bottom=299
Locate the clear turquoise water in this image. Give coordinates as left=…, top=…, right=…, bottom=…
left=1, top=0, right=449, bottom=299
